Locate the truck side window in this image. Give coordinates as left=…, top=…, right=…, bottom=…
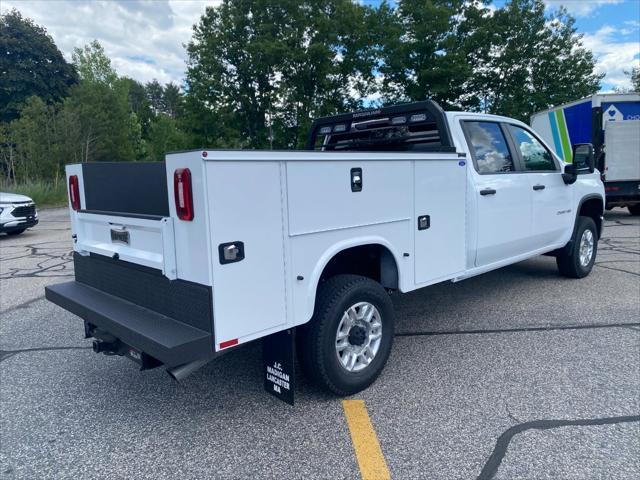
left=465, top=122, right=515, bottom=174
left=508, top=125, right=557, bottom=171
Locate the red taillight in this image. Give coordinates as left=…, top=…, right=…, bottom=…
left=174, top=168, right=194, bottom=221
left=69, top=175, right=81, bottom=211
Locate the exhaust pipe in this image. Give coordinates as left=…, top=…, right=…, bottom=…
left=167, top=357, right=213, bottom=382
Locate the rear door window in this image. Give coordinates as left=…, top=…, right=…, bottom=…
left=508, top=125, right=557, bottom=171
left=463, top=121, right=516, bottom=174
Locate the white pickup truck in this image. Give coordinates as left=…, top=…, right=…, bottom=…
left=46, top=101, right=604, bottom=401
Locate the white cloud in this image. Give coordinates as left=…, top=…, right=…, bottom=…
left=0, top=0, right=220, bottom=86
left=3, top=0, right=637, bottom=93
left=544, top=0, right=624, bottom=17
left=581, top=25, right=640, bottom=90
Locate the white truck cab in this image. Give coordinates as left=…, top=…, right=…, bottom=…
left=46, top=101, right=604, bottom=401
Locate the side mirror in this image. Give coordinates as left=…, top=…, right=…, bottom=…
left=562, top=164, right=577, bottom=185
left=572, top=143, right=595, bottom=174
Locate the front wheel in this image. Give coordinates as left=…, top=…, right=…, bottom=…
left=556, top=216, right=598, bottom=278
left=297, top=275, right=394, bottom=396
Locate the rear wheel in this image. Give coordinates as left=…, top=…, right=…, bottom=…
left=556, top=216, right=598, bottom=278
left=297, top=275, right=394, bottom=396
left=628, top=204, right=640, bottom=216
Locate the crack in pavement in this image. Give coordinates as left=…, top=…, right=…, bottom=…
left=0, top=241, right=73, bottom=279
left=0, top=346, right=91, bottom=364
left=395, top=322, right=640, bottom=337
left=595, top=263, right=640, bottom=276
left=0, top=295, right=46, bottom=315
left=476, top=415, right=640, bottom=480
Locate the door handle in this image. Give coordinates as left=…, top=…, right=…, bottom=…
left=533, top=184, right=546, bottom=191
left=480, top=188, right=496, bottom=196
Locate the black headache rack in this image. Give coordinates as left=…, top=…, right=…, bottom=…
left=306, top=100, right=455, bottom=152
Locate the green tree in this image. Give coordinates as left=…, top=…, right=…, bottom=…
left=162, top=82, right=183, bottom=118
left=145, top=79, right=164, bottom=114
left=628, top=66, right=640, bottom=92
left=376, top=0, right=488, bottom=109
left=184, top=0, right=376, bottom=149
left=7, top=96, right=62, bottom=182
left=66, top=41, right=141, bottom=162
left=470, top=0, right=602, bottom=120
left=122, top=77, right=154, bottom=136
left=72, top=40, right=118, bottom=87
left=0, top=10, right=77, bottom=122
left=147, top=115, right=188, bottom=161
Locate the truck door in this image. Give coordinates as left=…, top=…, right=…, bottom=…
left=462, top=121, right=534, bottom=267
left=505, top=124, right=572, bottom=248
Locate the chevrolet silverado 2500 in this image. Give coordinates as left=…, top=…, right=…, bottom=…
left=45, top=101, right=605, bottom=399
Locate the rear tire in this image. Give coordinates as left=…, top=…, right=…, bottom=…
left=7, top=229, right=25, bottom=236
left=556, top=216, right=598, bottom=278
left=628, top=205, right=640, bottom=216
left=297, top=274, right=394, bottom=396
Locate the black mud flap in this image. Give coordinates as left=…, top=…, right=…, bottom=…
left=262, top=328, right=295, bottom=405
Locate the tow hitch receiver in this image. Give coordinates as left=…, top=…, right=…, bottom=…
left=125, top=347, right=162, bottom=371
left=89, top=323, right=162, bottom=371
left=263, top=329, right=296, bottom=405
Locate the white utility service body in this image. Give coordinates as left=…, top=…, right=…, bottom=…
left=47, top=101, right=604, bottom=397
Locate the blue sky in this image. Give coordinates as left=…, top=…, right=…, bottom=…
left=1, top=0, right=639, bottom=91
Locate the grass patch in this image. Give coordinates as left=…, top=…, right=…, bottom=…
left=0, top=179, right=68, bottom=208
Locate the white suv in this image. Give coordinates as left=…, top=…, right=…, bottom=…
left=0, top=192, right=38, bottom=235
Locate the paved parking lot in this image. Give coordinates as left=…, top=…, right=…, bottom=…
left=1, top=208, right=639, bottom=479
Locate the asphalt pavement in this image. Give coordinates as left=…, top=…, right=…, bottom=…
left=1, top=208, right=638, bottom=479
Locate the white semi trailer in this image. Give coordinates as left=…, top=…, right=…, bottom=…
left=531, top=93, right=640, bottom=214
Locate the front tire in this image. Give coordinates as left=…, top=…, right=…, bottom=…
left=556, top=216, right=598, bottom=278
left=297, top=275, right=394, bottom=396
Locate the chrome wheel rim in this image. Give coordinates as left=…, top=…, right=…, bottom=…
left=579, top=229, right=594, bottom=267
left=335, top=302, right=383, bottom=373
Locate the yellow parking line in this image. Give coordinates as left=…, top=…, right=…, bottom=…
left=342, top=400, right=391, bottom=480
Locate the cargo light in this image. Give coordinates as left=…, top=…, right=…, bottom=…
left=174, top=168, right=194, bottom=221
left=410, top=113, right=427, bottom=123
left=69, top=175, right=81, bottom=211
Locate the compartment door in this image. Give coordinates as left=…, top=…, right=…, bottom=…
left=74, top=212, right=177, bottom=279
left=414, top=160, right=467, bottom=285
left=206, top=162, right=287, bottom=348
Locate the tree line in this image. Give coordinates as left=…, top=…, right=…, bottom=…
left=0, top=0, right=619, bottom=184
